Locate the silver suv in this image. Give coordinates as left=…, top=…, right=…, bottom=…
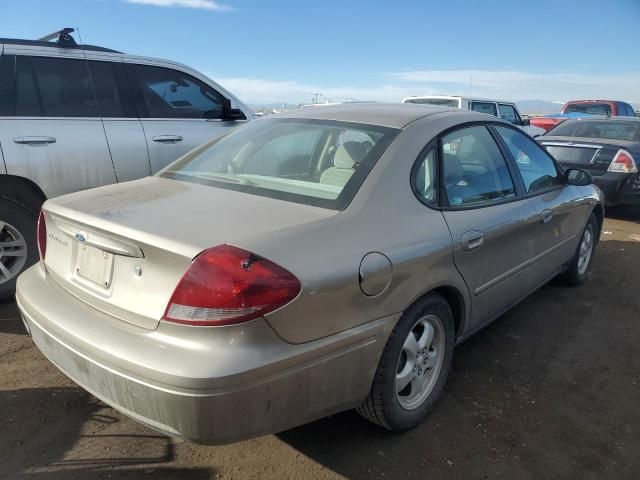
left=0, top=29, right=253, bottom=299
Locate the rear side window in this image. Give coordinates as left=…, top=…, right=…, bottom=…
left=17, top=56, right=98, bottom=117
left=413, top=148, right=437, bottom=204
left=471, top=101, right=498, bottom=116
left=495, top=126, right=563, bottom=194
left=0, top=55, right=15, bottom=116
left=441, top=126, right=515, bottom=207
left=87, top=61, right=135, bottom=118
left=131, top=64, right=228, bottom=119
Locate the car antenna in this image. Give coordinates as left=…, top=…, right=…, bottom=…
left=37, top=28, right=78, bottom=48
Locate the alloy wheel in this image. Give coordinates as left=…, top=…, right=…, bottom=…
left=0, top=221, right=28, bottom=284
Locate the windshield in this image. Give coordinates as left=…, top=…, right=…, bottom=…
left=546, top=120, right=640, bottom=141
left=564, top=103, right=612, bottom=116
left=162, top=119, right=398, bottom=210
left=404, top=98, right=460, bottom=108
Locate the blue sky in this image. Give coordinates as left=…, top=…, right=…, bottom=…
left=2, top=0, right=639, bottom=106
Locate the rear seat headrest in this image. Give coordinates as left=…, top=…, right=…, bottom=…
left=334, top=141, right=369, bottom=169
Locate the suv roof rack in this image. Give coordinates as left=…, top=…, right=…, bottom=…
left=0, top=28, right=122, bottom=54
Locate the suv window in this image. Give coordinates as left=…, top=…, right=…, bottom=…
left=441, top=126, right=515, bottom=206
left=132, top=64, right=227, bottom=119
left=88, top=61, right=135, bottom=118
left=498, top=104, right=521, bottom=125
left=495, top=126, right=563, bottom=194
left=16, top=56, right=98, bottom=117
left=470, top=101, right=497, bottom=116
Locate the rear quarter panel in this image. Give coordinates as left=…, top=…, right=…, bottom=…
left=250, top=112, right=488, bottom=344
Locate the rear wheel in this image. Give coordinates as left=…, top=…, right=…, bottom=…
left=357, top=293, right=455, bottom=431
left=0, top=198, right=38, bottom=301
left=562, top=213, right=598, bottom=286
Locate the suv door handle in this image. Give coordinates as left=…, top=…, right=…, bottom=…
left=152, top=135, right=183, bottom=144
left=540, top=209, right=553, bottom=224
left=461, top=231, right=485, bottom=252
left=14, top=136, right=56, bottom=145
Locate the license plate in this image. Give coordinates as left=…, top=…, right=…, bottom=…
left=75, top=244, right=114, bottom=288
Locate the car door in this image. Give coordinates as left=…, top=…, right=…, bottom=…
left=86, top=58, right=151, bottom=182
left=127, top=62, right=248, bottom=174
left=493, top=125, right=587, bottom=288
left=0, top=54, right=116, bottom=198
left=438, top=125, right=541, bottom=327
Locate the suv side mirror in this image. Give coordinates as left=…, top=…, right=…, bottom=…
left=565, top=168, right=593, bottom=186
left=520, top=118, right=530, bottom=126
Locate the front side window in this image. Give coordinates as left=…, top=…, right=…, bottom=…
left=471, top=101, right=498, bottom=116
left=498, top=104, right=521, bottom=125
left=162, top=119, right=398, bottom=209
left=441, top=126, right=515, bottom=207
left=16, top=56, right=98, bottom=117
left=132, top=64, right=228, bottom=119
left=496, top=126, right=563, bottom=194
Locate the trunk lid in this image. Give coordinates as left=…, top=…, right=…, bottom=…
left=43, top=177, right=337, bottom=330
left=539, top=136, right=637, bottom=176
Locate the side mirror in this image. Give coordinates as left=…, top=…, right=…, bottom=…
left=521, top=118, right=531, bottom=126
left=226, top=108, right=247, bottom=121
left=565, top=168, right=593, bottom=186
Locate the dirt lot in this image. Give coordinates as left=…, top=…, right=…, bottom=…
left=1, top=210, right=639, bottom=480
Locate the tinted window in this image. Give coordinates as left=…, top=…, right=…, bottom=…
left=132, top=64, right=227, bottom=119
left=498, top=104, right=520, bottom=124
left=413, top=148, right=437, bottom=203
left=471, top=101, right=497, bottom=116
left=546, top=120, right=640, bottom=142
left=163, top=119, right=397, bottom=210
left=87, top=61, right=133, bottom=118
left=496, top=126, right=563, bottom=193
left=441, top=126, right=515, bottom=206
left=20, top=56, right=98, bottom=117
left=564, top=102, right=612, bottom=116
left=0, top=55, right=15, bottom=116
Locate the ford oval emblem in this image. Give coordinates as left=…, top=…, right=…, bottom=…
left=75, top=232, right=87, bottom=243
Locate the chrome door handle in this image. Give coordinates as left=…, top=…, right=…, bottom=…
left=461, top=231, right=485, bottom=252
left=152, top=135, right=183, bottom=143
left=13, top=136, right=56, bottom=145
left=540, top=209, right=553, bottom=224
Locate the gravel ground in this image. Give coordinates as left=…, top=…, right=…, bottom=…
left=1, top=210, right=639, bottom=480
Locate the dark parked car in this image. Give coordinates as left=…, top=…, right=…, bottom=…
left=538, top=117, right=640, bottom=205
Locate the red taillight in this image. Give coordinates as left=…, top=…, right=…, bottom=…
left=608, top=149, right=637, bottom=173
left=37, top=210, right=47, bottom=261
left=162, top=244, right=301, bottom=326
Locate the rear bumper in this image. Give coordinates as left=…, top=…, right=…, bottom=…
left=17, top=264, right=397, bottom=444
left=591, top=172, right=640, bottom=205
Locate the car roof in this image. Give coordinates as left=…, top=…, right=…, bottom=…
left=274, top=103, right=466, bottom=129
left=560, top=116, right=640, bottom=123
left=0, top=38, right=121, bottom=53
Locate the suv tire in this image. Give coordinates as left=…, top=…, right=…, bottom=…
left=0, top=198, right=38, bottom=301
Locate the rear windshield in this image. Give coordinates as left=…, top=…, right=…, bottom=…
left=404, top=98, right=459, bottom=108
left=546, top=120, right=640, bottom=142
left=162, top=118, right=398, bottom=210
left=563, top=103, right=612, bottom=116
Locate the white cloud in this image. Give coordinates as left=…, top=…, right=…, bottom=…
left=213, top=76, right=427, bottom=105
left=211, top=69, right=640, bottom=107
left=124, top=0, right=232, bottom=11
left=390, top=70, right=640, bottom=104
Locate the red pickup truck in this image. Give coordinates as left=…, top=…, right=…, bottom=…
left=530, top=100, right=637, bottom=132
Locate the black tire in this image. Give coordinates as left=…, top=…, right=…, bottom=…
left=562, top=212, right=599, bottom=286
left=357, top=292, right=455, bottom=431
left=0, top=197, right=38, bottom=301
